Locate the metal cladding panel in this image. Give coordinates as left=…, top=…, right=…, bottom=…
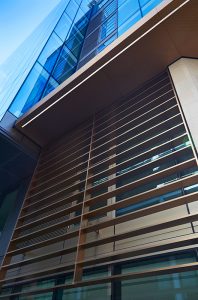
left=1, top=72, right=198, bottom=298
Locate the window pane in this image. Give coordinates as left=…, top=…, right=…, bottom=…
left=122, top=252, right=197, bottom=273
left=122, top=271, right=198, bottom=300
left=102, top=0, right=117, bottom=21
left=54, top=12, right=72, bottom=42
left=118, top=0, right=140, bottom=21
left=98, top=33, right=117, bottom=53
left=97, top=0, right=109, bottom=11
left=52, top=46, right=77, bottom=84
left=66, top=27, right=84, bottom=58
left=73, top=7, right=85, bottom=24
left=141, top=0, right=163, bottom=16
left=62, top=285, right=110, bottom=300
left=42, top=76, right=59, bottom=98
left=100, top=13, right=117, bottom=41
left=38, top=32, right=63, bottom=72
left=121, top=252, right=198, bottom=300
left=118, top=0, right=141, bottom=36
left=80, top=0, right=93, bottom=15
left=62, top=268, right=110, bottom=300
left=65, top=0, right=78, bottom=21
left=9, top=63, right=49, bottom=117
left=75, top=14, right=89, bottom=36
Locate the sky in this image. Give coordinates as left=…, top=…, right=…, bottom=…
left=0, top=0, right=61, bottom=65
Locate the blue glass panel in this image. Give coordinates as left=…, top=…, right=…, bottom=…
left=73, top=7, right=85, bottom=24
left=118, top=0, right=140, bottom=29
left=74, top=0, right=81, bottom=4
left=9, top=63, right=49, bottom=117
left=118, top=0, right=140, bottom=21
left=139, top=0, right=150, bottom=5
left=80, top=0, right=93, bottom=15
left=118, top=10, right=141, bottom=36
left=54, top=12, right=72, bottom=42
left=52, top=46, right=77, bottom=84
left=66, top=28, right=84, bottom=58
left=92, top=0, right=117, bottom=17
left=184, top=183, right=198, bottom=194
left=100, top=13, right=117, bottom=41
left=38, top=32, right=63, bottom=73
left=141, top=0, right=163, bottom=16
left=98, top=33, right=117, bottom=53
left=140, top=0, right=162, bottom=6
left=102, top=0, right=117, bottom=21
left=42, top=76, right=59, bottom=98
left=65, top=0, right=79, bottom=21
left=98, top=0, right=109, bottom=10
left=75, top=13, right=89, bottom=36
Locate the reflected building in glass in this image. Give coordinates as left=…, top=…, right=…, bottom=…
left=8, top=0, right=163, bottom=118
left=0, top=0, right=198, bottom=299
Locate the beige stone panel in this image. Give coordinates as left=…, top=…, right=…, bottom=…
left=188, top=200, right=198, bottom=227
left=169, top=58, right=198, bottom=151
left=194, top=225, right=198, bottom=233
left=189, top=200, right=198, bottom=213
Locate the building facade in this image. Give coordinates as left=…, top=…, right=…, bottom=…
left=0, top=0, right=198, bottom=299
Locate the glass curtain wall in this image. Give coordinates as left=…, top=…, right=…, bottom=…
left=8, top=0, right=164, bottom=118
left=9, top=0, right=92, bottom=118
left=0, top=0, right=69, bottom=121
